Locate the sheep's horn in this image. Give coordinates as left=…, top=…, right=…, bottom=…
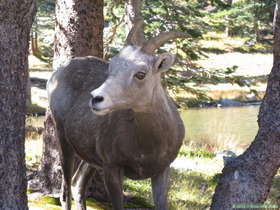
left=142, top=31, right=191, bottom=54
left=125, top=17, right=146, bottom=47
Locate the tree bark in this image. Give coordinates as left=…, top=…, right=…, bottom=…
left=0, top=0, right=36, bottom=209
left=39, top=0, right=108, bottom=201
left=26, top=73, right=32, bottom=108
left=38, top=110, right=62, bottom=194
left=53, top=0, right=104, bottom=69
left=125, top=0, right=142, bottom=34
left=211, top=1, right=280, bottom=209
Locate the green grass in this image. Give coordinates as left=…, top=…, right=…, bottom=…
left=169, top=169, right=217, bottom=210
left=233, top=42, right=272, bottom=54
left=200, top=32, right=272, bottom=54
left=27, top=156, right=220, bottom=209
left=39, top=196, right=61, bottom=205
left=29, top=196, right=108, bottom=210
left=27, top=188, right=34, bottom=194
left=178, top=144, right=215, bottom=159
left=266, top=172, right=280, bottom=205
left=29, top=196, right=62, bottom=210
left=123, top=169, right=218, bottom=210
left=86, top=198, right=112, bottom=209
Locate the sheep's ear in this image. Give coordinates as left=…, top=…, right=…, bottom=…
left=154, top=53, right=175, bottom=73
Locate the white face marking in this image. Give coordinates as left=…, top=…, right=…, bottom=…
left=90, top=81, right=116, bottom=115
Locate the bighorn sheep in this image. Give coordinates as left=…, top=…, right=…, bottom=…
left=47, top=18, right=186, bottom=210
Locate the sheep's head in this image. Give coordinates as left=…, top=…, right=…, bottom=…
left=89, top=18, right=188, bottom=115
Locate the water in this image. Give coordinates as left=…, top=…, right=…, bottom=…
left=180, top=105, right=260, bottom=152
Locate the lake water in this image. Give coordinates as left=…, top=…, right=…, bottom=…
left=180, top=105, right=260, bottom=152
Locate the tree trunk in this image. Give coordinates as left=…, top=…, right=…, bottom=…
left=253, top=0, right=262, bottom=42
left=211, top=1, right=280, bottom=209
left=26, top=75, right=32, bottom=108
left=31, top=19, right=40, bottom=57
left=38, top=110, right=62, bottom=194
left=39, top=0, right=108, bottom=201
left=225, top=0, right=233, bottom=37
left=53, top=0, right=104, bottom=70
left=125, top=0, right=142, bottom=34
left=0, top=0, right=36, bottom=209
left=254, top=18, right=261, bottom=42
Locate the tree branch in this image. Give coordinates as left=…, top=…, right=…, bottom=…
left=142, top=31, right=190, bottom=54
left=125, top=16, right=146, bottom=47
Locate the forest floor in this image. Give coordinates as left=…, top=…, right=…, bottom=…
left=26, top=34, right=280, bottom=210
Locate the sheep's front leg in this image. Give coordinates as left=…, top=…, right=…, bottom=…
left=103, top=165, right=124, bottom=210
left=72, top=160, right=93, bottom=210
left=151, top=167, right=170, bottom=210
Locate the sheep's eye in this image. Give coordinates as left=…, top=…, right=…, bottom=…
left=134, top=72, right=146, bottom=80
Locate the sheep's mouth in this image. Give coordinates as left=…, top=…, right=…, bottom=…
left=91, top=107, right=111, bottom=116
left=89, top=99, right=111, bottom=116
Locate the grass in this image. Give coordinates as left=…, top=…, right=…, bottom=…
left=25, top=116, right=44, bottom=168
left=28, top=195, right=156, bottom=209
left=29, top=196, right=62, bottom=210
left=122, top=169, right=218, bottom=210
left=169, top=169, right=217, bottom=210
left=185, top=135, right=244, bottom=155
left=28, top=196, right=111, bottom=210
left=267, top=174, right=280, bottom=206
left=178, top=144, right=215, bottom=159
left=200, top=32, right=272, bottom=54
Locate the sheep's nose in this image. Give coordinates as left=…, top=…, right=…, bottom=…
left=91, top=96, right=104, bottom=105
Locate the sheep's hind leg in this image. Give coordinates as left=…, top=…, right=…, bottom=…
left=57, top=126, right=75, bottom=210
left=151, top=166, right=170, bottom=210
left=72, top=160, right=93, bottom=210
